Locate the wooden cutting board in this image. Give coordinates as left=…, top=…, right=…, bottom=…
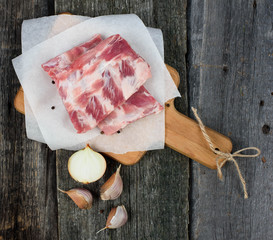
left=14, top=65, right=232, bottom=169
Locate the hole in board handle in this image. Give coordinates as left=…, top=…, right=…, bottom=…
left=214, top=148, right=220, bottom=154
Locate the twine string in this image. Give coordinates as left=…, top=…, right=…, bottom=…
left=191, top=107, right=261, bottom=199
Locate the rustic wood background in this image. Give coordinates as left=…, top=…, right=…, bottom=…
left=1, top=0, right=272, bottom=239
left=188, top=0, right=273, bottom=239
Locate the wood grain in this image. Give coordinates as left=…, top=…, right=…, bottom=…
left=14, top=87, right=24, bottom=114
left=165, top=109, right=232, bottom=169
left=55, top=0, right=189, bottom=239
left=0, top=1, right=58, bottom=240
left=188, top=0, right=273, bottom=239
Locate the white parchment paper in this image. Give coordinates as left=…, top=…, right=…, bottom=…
left=23, top=15, right=90, bottom=144
left=13, top=14, right=180, bottom=153
left=22, top=15, right=165, bottom=145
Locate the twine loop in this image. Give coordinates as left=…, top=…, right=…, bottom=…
left=191, top=107, right=261, bottom=199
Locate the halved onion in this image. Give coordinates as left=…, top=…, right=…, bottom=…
left=68, top=145, right=106, bottom=184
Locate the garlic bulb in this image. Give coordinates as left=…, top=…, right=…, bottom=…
left=58, top=188, right=93, bottom=209
left=97, top=205, right=128, bottom=233
left=100, top=165, right=123, bottom=200
left=68, top=145, right=106, bottom=184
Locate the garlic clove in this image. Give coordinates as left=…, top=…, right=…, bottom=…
left=97, top=205, right=128, bottom=233
left=107, top=205, right=128, bottom=229
left=58, top=188, right=93, bottom=209
left=68, top=145, right=106, bottom=184
left=100, top=165, right=123, bottom=200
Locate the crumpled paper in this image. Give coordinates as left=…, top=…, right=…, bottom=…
left=13, top=14, right=180, bottom=153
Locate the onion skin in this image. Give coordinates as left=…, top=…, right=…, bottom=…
left=59, top=188, right=93, bottom=210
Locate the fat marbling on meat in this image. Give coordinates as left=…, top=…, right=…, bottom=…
left=98, top=86, right=163, bottom=135
left=42, top=34, right=152, bottom=133
left=42, top=34, right=103, bottom=82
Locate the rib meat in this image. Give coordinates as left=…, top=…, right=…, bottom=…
left=42, top=34, right=103, bottom=82
left=98, top=86, right=163, bottom=135
left=42, top=34, right=152, bottom=133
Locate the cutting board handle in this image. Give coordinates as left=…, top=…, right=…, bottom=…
left=162, top=65, right=232, bottom=169
left=165, top=99, right=232, bottom=170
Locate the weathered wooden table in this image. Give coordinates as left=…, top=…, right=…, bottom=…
left=1, top=1, right=272, bottom=239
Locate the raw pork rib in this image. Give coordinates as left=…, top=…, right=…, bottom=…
left=98, top=86, right=163, bottom=135
left=42, top=34, right=103, bottom=81
left=42, top=34, right=152, bottom=133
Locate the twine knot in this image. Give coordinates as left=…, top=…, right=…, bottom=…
left=192, top=107, right=261, bottom=199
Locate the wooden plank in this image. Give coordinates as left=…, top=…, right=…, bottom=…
left=188, top=0, right=273, bottom=239
left=0, top=1, right=58, bottom=239
left=55, top=0, right=189, bottom=239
